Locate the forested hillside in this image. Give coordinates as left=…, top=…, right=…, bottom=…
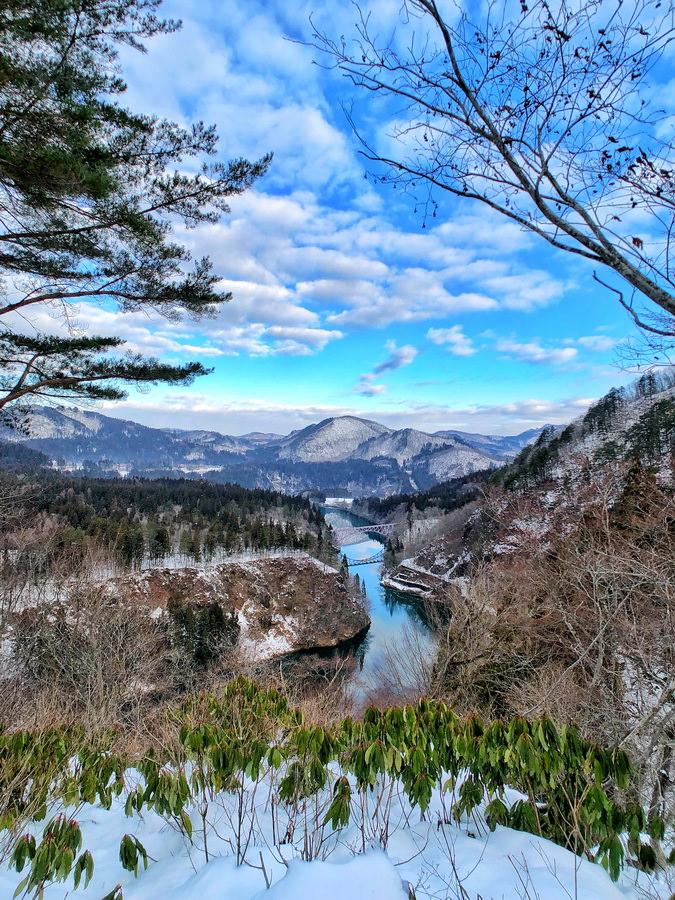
left=1, top=382, right=673, bottom=898
left=0, top=471, right=332, bottom=568
left=377, top=370, right=675, bottom=841
left=496, top=369, right=675, bottom=489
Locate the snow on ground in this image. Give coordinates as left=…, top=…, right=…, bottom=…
left=0, top=770, right=670, bottom=900
left=236, top=596, right=297, bottom=661
left=138, top=548, right=312, bottom=573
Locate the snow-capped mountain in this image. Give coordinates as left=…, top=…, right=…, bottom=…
left=0, top=407, right=549, bottom=496
left=354, top=427, right=457, bottom=465
left=271, top=416, right=390, bottom=462
left=415, top=442, right=503, bottom=485
left=433, top=426, right=550, bottom=460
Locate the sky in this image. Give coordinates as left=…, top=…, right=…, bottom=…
left=44, top=0, right=675, bottom=436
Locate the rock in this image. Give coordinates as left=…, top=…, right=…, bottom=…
left=109, top=555, right=370, bottom=662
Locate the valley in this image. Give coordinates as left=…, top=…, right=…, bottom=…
left=0, top=371, right=673, bottom=900
left=0, top=407, right=544, bottom=496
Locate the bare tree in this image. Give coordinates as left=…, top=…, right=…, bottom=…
left=312, top=0, right=675, bottom=338
left=431, top=460, right=675, bottom=819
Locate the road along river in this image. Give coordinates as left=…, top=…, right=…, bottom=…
left=321, top=506, right=435, bottom=704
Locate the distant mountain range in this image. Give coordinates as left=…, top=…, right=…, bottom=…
left=0, top=407, right=549, bottom=496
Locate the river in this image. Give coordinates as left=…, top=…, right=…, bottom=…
left=321, top=506, right=435, bottom=703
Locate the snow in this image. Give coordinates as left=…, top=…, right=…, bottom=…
left=0, top=767, right=669, bottom=900
left=379, top=576, right=430, bottom=597
left=355, top=428, right=452, bottom=465
left=236, top=597, right=296, bottom=661
left=260, top=851, right=407, bottom=900
left=423, top=444, right=501, bottom=479
left=276, top=416, right=391, bottom=462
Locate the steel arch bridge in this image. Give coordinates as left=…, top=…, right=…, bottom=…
left=344, top=549, right=385, bottom=566
left=331, top=523, right=395, bottom=545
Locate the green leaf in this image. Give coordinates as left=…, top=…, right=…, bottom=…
left=100, top=887, right=124, bottom=900
left=638, top=843, right=657, bottom=872
left=647, top=816, right=665, bottom=841
left=485, top=798, right=508, bottom=830
left=179, top=809, right=193, bottom=841
left=73, top=850, right=94, bottom=890
left=13, top=875, right=29, bottom=899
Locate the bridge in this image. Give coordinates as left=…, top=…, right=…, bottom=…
left=344, top=549, right=385, bottom=566
left=331, top=523, right=395, bottom=545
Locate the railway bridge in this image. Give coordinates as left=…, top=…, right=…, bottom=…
left=331, top=523, right=395, bottom=545
left=344, top=549, right=385, bottom=566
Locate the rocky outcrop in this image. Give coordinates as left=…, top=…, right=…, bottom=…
left=381, top=504, right=478, bottom=600
left=109, top=555, right=370, bottom=662
left=381, top=563, right=446, bottom=599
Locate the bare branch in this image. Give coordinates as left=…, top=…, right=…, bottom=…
left=313, top=0, right=675, bottom=331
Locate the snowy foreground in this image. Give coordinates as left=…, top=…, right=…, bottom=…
left=0, top=771, right=670, bottom=900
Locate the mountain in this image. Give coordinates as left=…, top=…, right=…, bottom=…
left=354, top=427, right=453, bottom=464
left=0, top=407, right=550, bottom=496
left=377, top=369, right=675, bottom=819
left=433, top=426, right=550, bottom=460
left=269, top=416, right=390, bottom=462
left=496, top=371, right=675, bottom=490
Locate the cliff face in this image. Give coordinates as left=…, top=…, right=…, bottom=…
left=110, top=555, right=370, bottom=662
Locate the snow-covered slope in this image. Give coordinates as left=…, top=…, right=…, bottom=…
left=354, top=427, right=451, bottom=464
left=417, top=442, right=502, bottom=482
left=0, top=764, right=664, bottom=900
left=15, top=406, right=107, bottom=439
left=161, top=428, right=255, bottom=455
left=435, top=426, right=550, bottom=459
left=272, top=416, right=391, bottom=462
left=0, top=407, right=550, bottom=496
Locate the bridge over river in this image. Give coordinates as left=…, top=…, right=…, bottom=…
left=321, top=505, right=433, bottom=701
left=330, top=523, right=395, bottom=545
left=343, top=548, right=385, bottom=566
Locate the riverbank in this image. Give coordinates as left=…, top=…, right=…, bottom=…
left=322, top=506, right=434, bottom=702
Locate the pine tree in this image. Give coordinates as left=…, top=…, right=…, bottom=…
left=148, top=523, right=170, bottom=560
left=0, top=0, right=270, bottom=418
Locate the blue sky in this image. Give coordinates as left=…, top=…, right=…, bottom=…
left=47, top=0, right=674, bottom=436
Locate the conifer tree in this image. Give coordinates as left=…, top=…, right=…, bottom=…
left=0, top=0, right=270, bottom=419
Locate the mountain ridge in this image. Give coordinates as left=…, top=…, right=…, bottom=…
left=0, top=407, right=549, bottom=496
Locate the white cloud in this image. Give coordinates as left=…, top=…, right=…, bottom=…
left=210, top=281, right=319, bottom=328
left=263, top=325, right=344, bottom=355
left=327, top=286, right=499, bottom=328
left=108, top=392, right=596, bottom=436
left=353, top=340, right=419, bottom=395
left=109, top=394, right=364, bottom=435
left=435, top=213, right=535, bottom=254
left=97, top=0, right=580, bottom=372
left=275, top=246, right=389, bottom=282
left=205, top=326, right=271, bottom=357
left=118, top=3, right=364, bottom=195
left=465, top=398, right=593, bottom=418
left=179, top=189, right=568, bottom=334
left=1, top=302, right=235, bottom=361
left=496, top=337, right=579, bottom=366
left=264, top=326, right=343, bottom=347
left=354, top=375, right=389, bottom=397
left=482, top=272, right=567, bottom=310
left=426, top=325, right=477, bottom=356
left=576, top=335, right=621, bottom=352
left=2, top=295, right=339, bottom=360
left=374, top=340, right=419, bottom=373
